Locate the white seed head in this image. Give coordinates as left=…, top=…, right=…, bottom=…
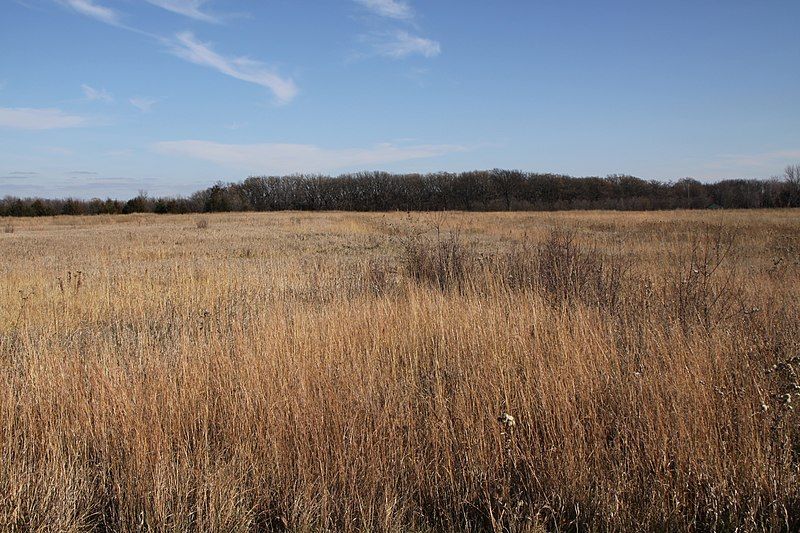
left=498, top=413, right=516, bottom=427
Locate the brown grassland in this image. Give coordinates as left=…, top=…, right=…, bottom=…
left=1, top=209, right=799, bottom=531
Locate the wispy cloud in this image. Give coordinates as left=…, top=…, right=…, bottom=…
left=154, top=140, right=465, bottom=174
left=129, top=97, right=158, bottom=112
left=354, top=0, right=413, bottom=20
left=0, top=107, right=89, bottom=130
left=57, top=0, right=160, bottom=38
left=367, top=30, right=441, bottom=59
left=82, top=83, right=113, bottom=102
left=44, top=146, right=75, bottom=156
left=58, top=0, right=120, bottom=25
left=351, top=0, right=441, bottom=61
left=711, top=149, right=800, bottom=168
left=104, top=148, right=135, bottom=157
left=56, top=4, right=296, bottom=104
left=705, top=149, right=800, bottom=177
left=167, top=32, right=298, bottom=104
left=144, top=0, right=219, bottom=23
left=0, top=171, right=39, bottom=180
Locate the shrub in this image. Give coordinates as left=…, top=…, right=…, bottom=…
left=362, top=257, right=397, bottom=296
left=401, top=226, right=475, bottom=291
left=497, top=239, right=537, bottom=290
left=665, top=225, right=744, bottom=332
left=533, top=229, right=631, bottom=311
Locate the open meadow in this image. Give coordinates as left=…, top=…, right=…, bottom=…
left=1, top=209, right=799, bottom=532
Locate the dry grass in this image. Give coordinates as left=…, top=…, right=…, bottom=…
left=1, top=209, right=799, bottom=532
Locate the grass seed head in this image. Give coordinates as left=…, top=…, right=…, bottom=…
left=498, top=413, right=516, bottom=428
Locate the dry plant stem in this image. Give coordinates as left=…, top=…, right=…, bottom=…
left=0, top=209, right=798, bottom=532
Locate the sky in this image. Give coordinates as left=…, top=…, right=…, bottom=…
left=1, top=0, right=799, bottom=199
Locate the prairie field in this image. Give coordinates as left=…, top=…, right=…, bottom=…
left=1, top=209, right=800, bottom=532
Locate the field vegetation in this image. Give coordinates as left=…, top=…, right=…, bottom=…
left=1, top=209, right=799, bottom=531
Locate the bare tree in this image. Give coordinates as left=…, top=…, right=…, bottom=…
left=786, top=164, right=800, bottom=184
left=786, top=164, right=800, bottom=206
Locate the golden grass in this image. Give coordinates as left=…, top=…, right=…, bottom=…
left=1, top=210, right=799, bottom=531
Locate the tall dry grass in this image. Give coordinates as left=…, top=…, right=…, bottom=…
left=1, top=210, right=799, bottom=531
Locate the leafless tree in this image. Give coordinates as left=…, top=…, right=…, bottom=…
left=786, top=164, right=800, bottom=206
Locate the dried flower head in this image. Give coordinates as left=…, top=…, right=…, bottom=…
left=498, top=413, right=516, bottom=428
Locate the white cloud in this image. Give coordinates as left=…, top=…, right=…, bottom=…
left=153, top=140, right=465, bottom=174
left=354, top=0, right=413, bottom=20
left=144, top=0, right=218, bottom=23
left=0, top=171, right=38, bottom=180
left=369, top=30, right=441, bottom=59
left=710, top=150, right=800, bottom=169
left=59, top=0, right=120, bottom=25
left=82, top=84, right=113, bottom=102
left=704, top=149, right=800, bottom=178
left=351, top=1, right=441, bottom=62
left=0, top=107, right=89, bottom=130
left=167, top=32, right=298, bottom=104
left=129, top=97, right=158, bottom=112
left=104, top=148, right=135, bottom=157
left=44, top=146, right=75, bottom=155
left=703, top=149, right=800, bottom=178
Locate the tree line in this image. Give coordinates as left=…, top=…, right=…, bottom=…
left=2, top=166, right=799, bottom=217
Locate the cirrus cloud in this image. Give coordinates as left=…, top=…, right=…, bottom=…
left=0, top=107, right=90, bottom=130
left=167, top=32, right=298, bottom=104
left=354, top=0, right=413, bottom=20
left=82, top=84, right=114, bottom=102
left=703, top=149, right=800, bottom=178
left=58, top=0, right=120, bottom=25
left=144, top=0, right=219, bottom=23
left=368, top=30, right=441, bottom=59
left=153, top=140, right=466, bottom=174
left=129, top=97, right=159, bottom=112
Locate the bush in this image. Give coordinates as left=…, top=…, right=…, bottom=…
left=533, top=229, right=631, bottom=311
left=401, top=226, right=475, bottom=291
left=665, top=225, right=744, bottom=333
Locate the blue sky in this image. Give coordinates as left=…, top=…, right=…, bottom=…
left=1, top=0, right=799, bottom=199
